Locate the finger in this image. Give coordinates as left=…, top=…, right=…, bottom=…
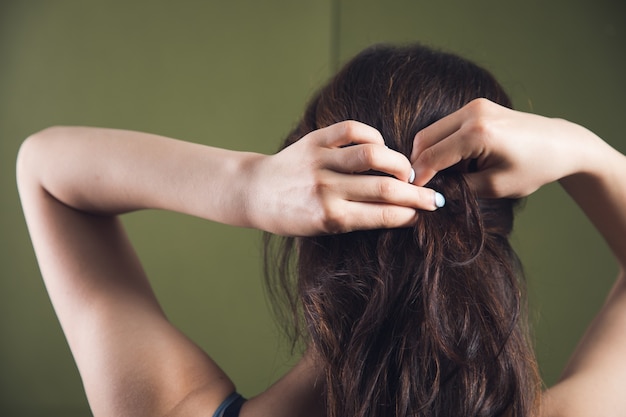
left=335, top=174, right=445, bottom=211
left=324, top=144, right=414, bottom=182
left=410, top=98, right=497, bottom=162
left=411, top=130, right=486, bottom=186
left=337, top=201, right=419, bottom=231
left=316, top=120, right=385, bottom=148
left=410, top=108, right=466, bottom=162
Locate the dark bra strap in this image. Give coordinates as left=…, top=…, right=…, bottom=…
left=212, top=392, right=246, bottom=417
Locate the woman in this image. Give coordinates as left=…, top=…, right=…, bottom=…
left=17, top=44, right=626, bottom=416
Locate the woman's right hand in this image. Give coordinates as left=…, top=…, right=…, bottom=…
left=245, top=121, right=443, bottom=236
left=410, top=98, right=606, bottom=198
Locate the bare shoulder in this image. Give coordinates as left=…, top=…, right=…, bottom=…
left=238, top=350, right=326, bottom=417
left=540, top=379, right=621, bottom=417
left=539, top=273, right=626, bottom=417
left=165, top=349, right=325, bottom=417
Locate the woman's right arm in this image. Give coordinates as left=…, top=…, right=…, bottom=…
left=17, top=122, right=437, bottom=417
left=411, top=98, right=626, bottom=416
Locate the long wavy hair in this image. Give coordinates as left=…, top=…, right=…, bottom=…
left=264, top=44, right=541, bottom=417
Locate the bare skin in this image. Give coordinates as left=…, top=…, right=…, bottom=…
left=17, top=100, right=626, bottom=416
left=412, top=99, right=626, bottom=417
left=16, top=121, right=437, bottom=417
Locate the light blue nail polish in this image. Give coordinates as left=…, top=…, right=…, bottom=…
left=409, top=168, right=416, bottom=184
left=434, top=192, right=446, bottom=208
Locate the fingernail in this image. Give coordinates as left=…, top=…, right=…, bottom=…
left=412, top=166, right=425, bottom=184
left=409, top=168, right=416, bottom=184
left=434, top=192, right=446, bottom=209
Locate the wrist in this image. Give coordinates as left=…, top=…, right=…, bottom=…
left=551, top=119, right=609, bottom=181
left=232, top=152, right=268, bottom=230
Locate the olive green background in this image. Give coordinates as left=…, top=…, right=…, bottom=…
left=1, top=1, right=624, bottom=415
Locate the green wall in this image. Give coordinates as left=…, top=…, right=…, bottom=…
left=1, top=1, right=624, bottom=415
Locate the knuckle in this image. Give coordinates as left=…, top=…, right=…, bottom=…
left=309, top=178, right=348, bottom=234
left=310, top=175, right=331, bottom=199
left=379, top=206, right=400, bottom=227
left=467, top=97, right=492, bottom=112
left=318, top=203, right=347, bottom=234
left=338, top=120, right=382, bottom=145
left=418, top=146, right=439, bottom=167
left=375, top=178, right=395, bottom=199
left=357, top=144, right=378, bottom=167
left=464, top=99, right=497, bottom=137
left=466, top=116, right=491, bottom=136
left=464, top=119, right=495, bottom=152
left=413, top=129, right=426, bottom=148
left=339, top=120, right=359, bottom=140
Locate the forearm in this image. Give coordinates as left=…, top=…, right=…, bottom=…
left=18, top=126, right=261, bottom=226
left=542, top=123, right=626, bottom=414
left=558, top=123, right=626, bottom=270
left=17, top=126, right=246, bottom=417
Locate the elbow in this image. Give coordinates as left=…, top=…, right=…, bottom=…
left=16, top=132, right=38, bottom=190
left=16, top=127, right=61, bottom=192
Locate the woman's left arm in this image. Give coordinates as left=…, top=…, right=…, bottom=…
left=16, top=126, right=255, bottom=416
left=410, top=99, right=626, bottom=416
left=17, top=123, right=435, bottom=416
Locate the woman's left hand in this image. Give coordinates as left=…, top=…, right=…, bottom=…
left=409, top=98, right=596, bottom=199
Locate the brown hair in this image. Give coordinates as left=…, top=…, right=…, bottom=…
left=264, top=44, right=540, bottom=417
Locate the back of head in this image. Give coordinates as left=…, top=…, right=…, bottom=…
left=265, top=44, right=540, bottom=417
